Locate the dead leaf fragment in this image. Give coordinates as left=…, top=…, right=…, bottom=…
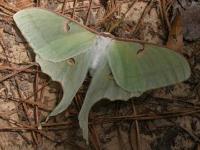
left=166, top=11, right=183, bottom=52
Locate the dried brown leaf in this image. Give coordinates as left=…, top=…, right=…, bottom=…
left=166, top=11, right=183, bottom=52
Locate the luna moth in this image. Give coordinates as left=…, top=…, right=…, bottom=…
left=13, top=8, right=191, bottom=143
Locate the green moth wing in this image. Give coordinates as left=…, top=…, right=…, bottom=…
left=36, top=52, right=90, bottom=116
left=78, top=59, right=141, bottom=143
left=107, top=40, right=191, bottom=92
left=13, top=8, right=96, bottom=62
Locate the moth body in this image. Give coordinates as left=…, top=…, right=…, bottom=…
left=89, top=36, right=111, bottom=75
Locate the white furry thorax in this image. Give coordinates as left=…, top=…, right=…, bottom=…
left=89, top=36, right=112, bottom=75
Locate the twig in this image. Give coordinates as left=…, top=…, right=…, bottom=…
left=24, top=81, right=50, bottom=103
left=177, top=0, right=186, bottom=10
left=0, top=6, right=13, bottom=16
left=131, top=101, right=141, bottom=150
left=33, top=66, right=40, bottom=142
left=0, top=64, right=41, bottom=73
left=63, top=5, right=100, bottom=14
left=36, top=0, right=40, bottom=7
left=161, top=0, right=171, bottom=31
left=158, top=0, right=164, bottom=24
left=108, top=0, right=137, bottom=33
left=93, top=108, right=200, bottom=124
left=61, top=0, right=67, bottom=14
left=0, top=113, right=32, bottom=128
left=89, top=125, right=101, bottom=150
left=85, top=0, right=93, bottom=25
left=95, top=5, right=119, bottom=27
left=133, top=0, right=154, bottom=34
left=34, top=66, right=39, bottom=125
left=177, top=125, right=200, bottom=143
left=41, top=120, right=77, bottom=127
left=150, top=96, right=200, bottom=108
left=166, top=0, right=175, bottom=13
left=18, top=132, right=33, bottom=145
left=0, top=96, right=51, bottom=112
left=72, top=0, right=77, bottom=18
left=0, top=127, right=35, bottom=131
left=74, top=94, right=82, bottom=111
left=0, top=42, right=35, bottom=82
left=14, top=78, right=39, bottom=145
left=0, top=64, right=34, bottom=82
left=168, top=119, right=200, bottom=143
left=0, top=3, right=18, bottom=13
left=114, top=103, right=124, bottom=150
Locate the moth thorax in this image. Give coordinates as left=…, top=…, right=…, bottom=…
left=89, top=36, right=111, bottom=75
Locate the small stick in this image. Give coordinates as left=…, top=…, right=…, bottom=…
left=61, top=0, right=67, bottom=14
left=33, top=66, right=40, bottom=142
left=0, top=64, right=34, bottom=82
left=0, top=96, right=51, bottom=112
left=108, top=0, right=137, bottom=33
left=71, top=0, right=77, bottom=18
left=94, top=108, right=200, bottom=123
left=89, top=125, right=101, bottom=150
left=95, top=5, right=119, bottom=27
left=0, top=64, right=41, bottom=73
left=63, top=5, right=100, bottom=14
left=36, top=0, right=40, bottom=7
left=161, top=0, right=171, bottom=31
left=133, top=0, right=154, bottom=34
left=85, top=0, right=93, bottom=25
left=132, top=101, right=141, bottom=150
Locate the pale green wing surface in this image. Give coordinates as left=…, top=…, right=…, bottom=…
left=107, top=40, right=191, bottom=92
left=14, top=8, right=96, bottom=62
left=36, top=52, right=90, bottom=116
left=78, top=60, right=141, bottom=143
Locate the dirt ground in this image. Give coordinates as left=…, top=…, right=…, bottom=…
left=0, top=0, right=200, bottom=150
